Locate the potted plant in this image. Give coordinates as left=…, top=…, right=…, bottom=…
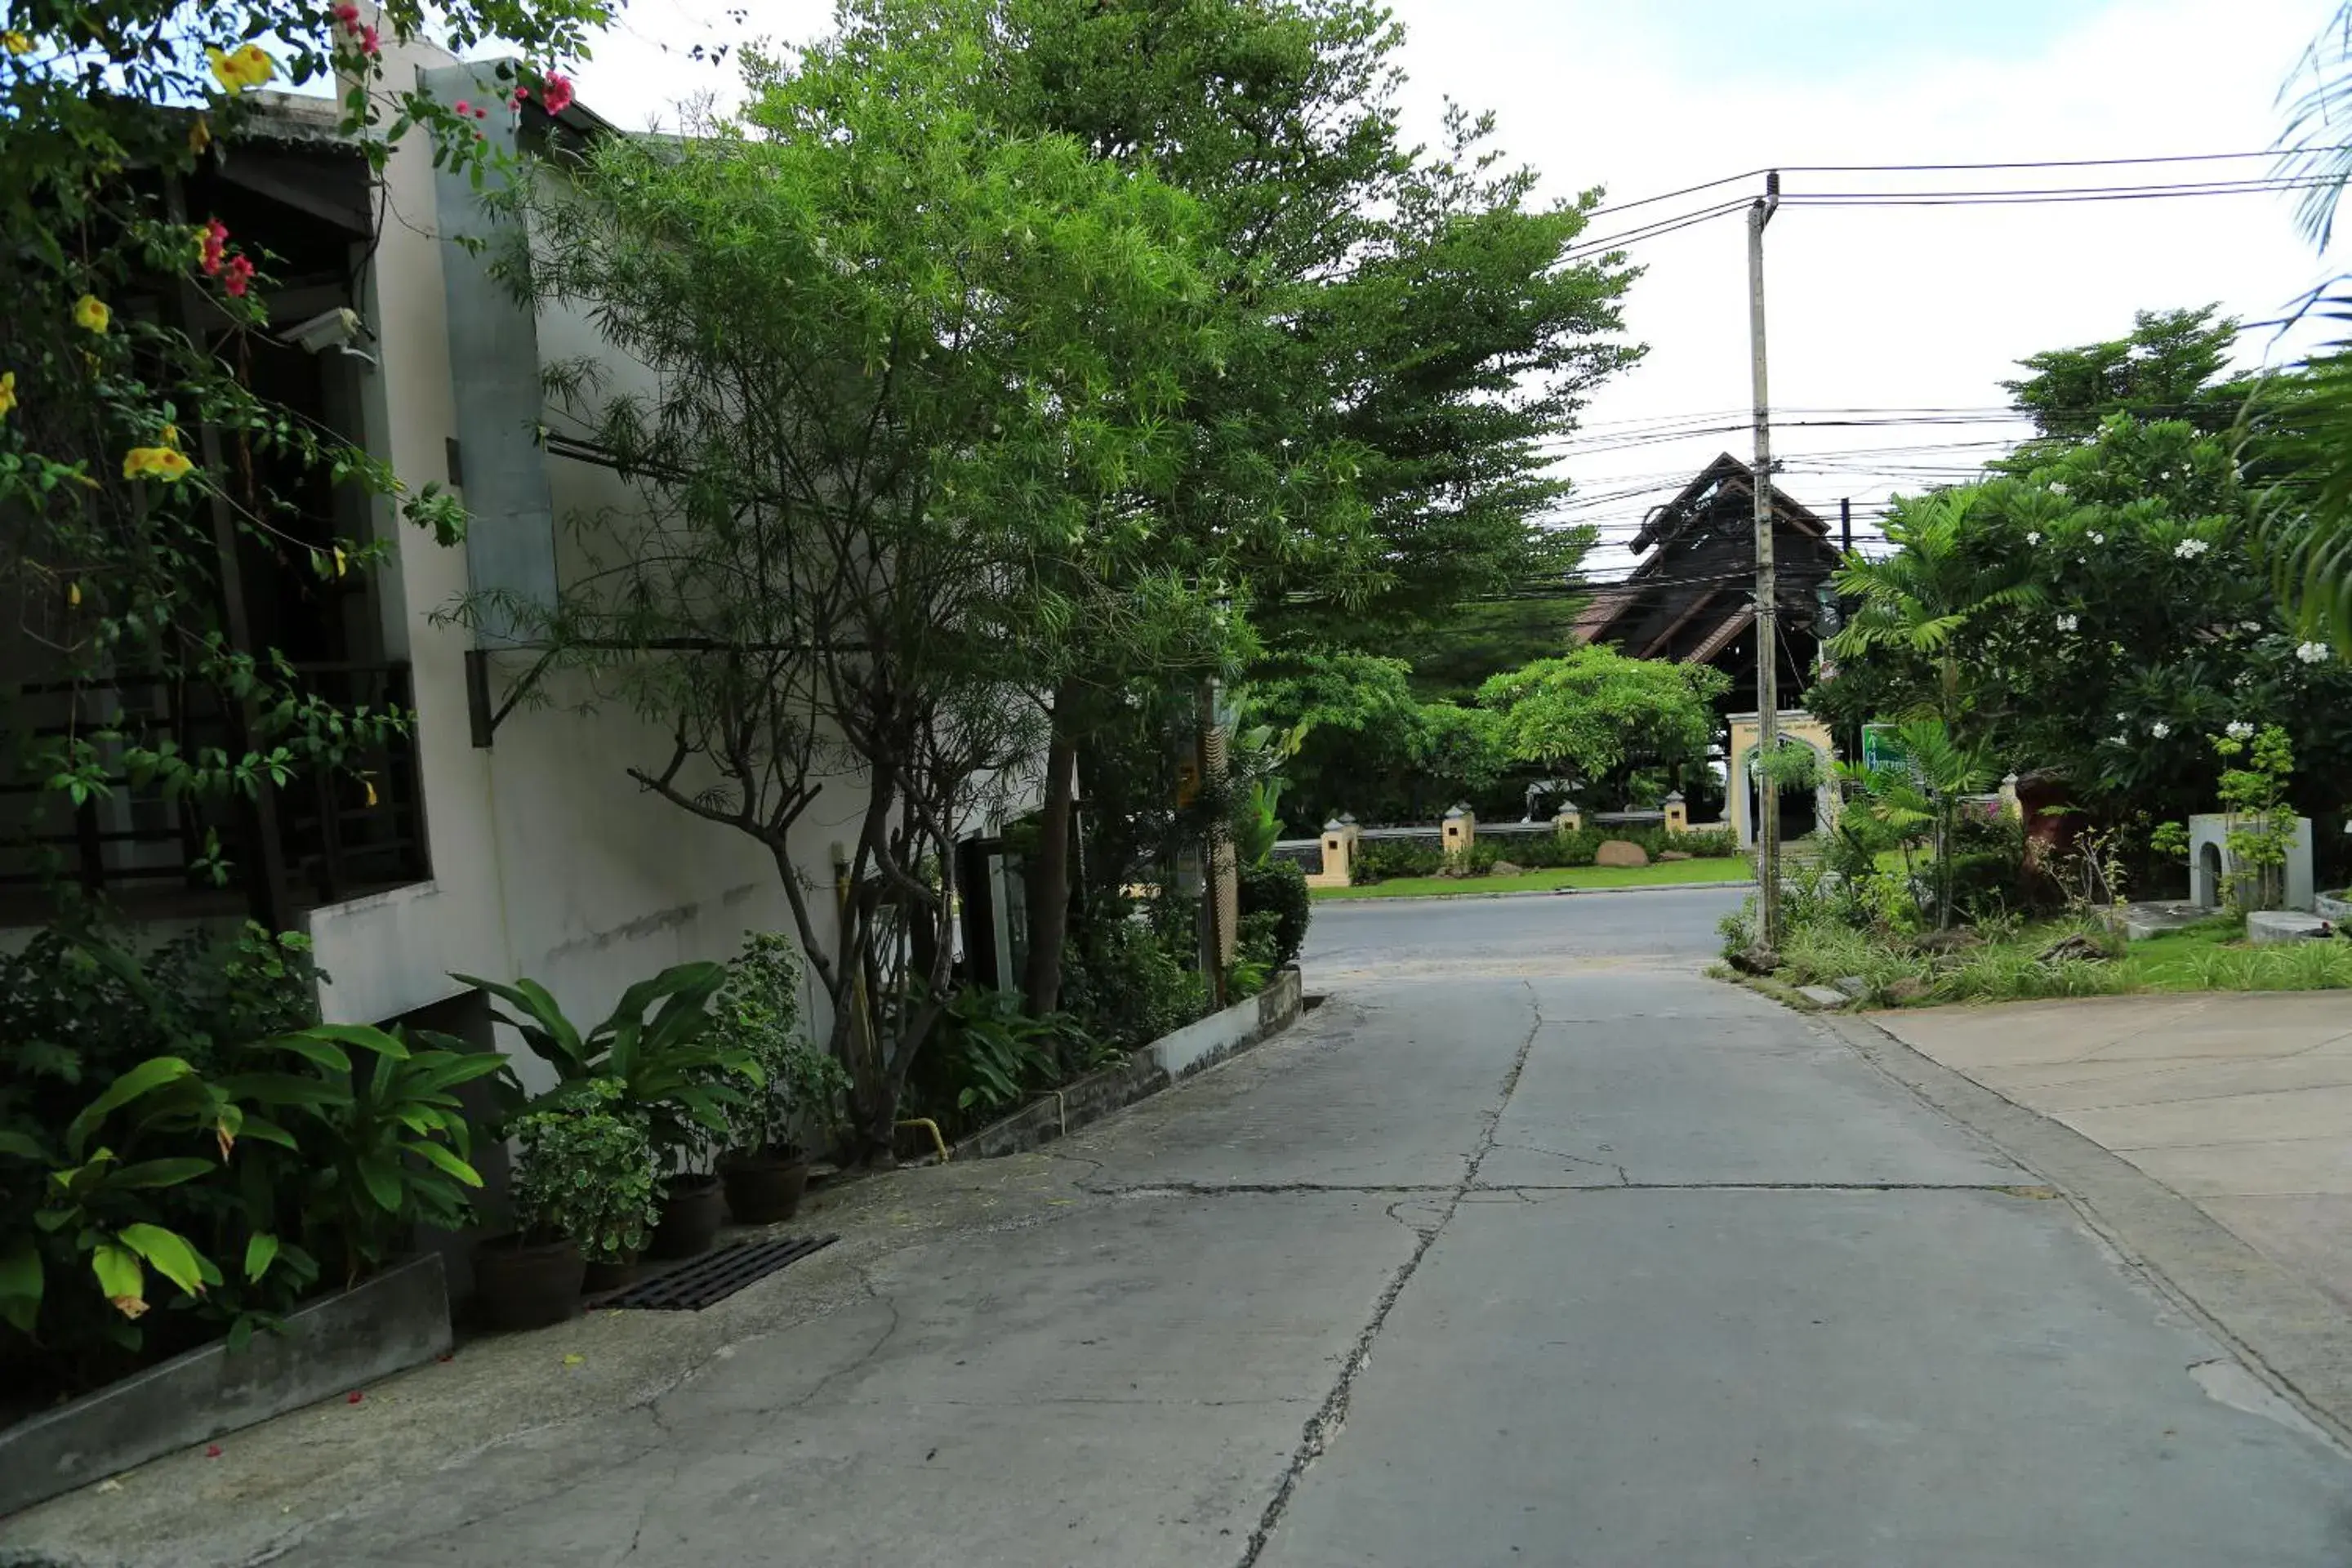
left=457, top=963, right=760, bottom=1263
left=710, top=934, right=849, bottom=1223
left=476, top=1080, right=658, bottom=1325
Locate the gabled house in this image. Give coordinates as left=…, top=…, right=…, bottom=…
left=1571, top=452, right=1843, bottom=713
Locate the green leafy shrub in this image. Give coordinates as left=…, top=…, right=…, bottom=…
left=1352, top=840, right=1446, bottom=882
left=708, top=934, right=851, bottom=1160
left=903, top=988, right=1096, bottom=1133
left=458, top=962, right=759, bottom=1169
left=1238, top=860, right=1312, bottom=964
left=509, top=1080, right=661, bottom=1264
left=1228, top=911, right=1283, bottom=998
left=1061, top=917, right=1209, bottom=1050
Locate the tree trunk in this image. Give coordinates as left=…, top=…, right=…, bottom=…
left=1022, top=688, right=1081, bottom=1016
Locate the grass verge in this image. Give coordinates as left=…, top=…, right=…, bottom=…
left=1771, top=911, right=2352, bottom=1006
left=1314, top=857, right=1753, bottom=901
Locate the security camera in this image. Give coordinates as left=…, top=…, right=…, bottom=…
left=278, top=307, right=376, bottom=365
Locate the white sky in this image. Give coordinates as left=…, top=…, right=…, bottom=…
left=568, top=0, right=2344, bottom=573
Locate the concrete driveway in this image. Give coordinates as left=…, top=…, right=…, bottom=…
left=1871, top=993, right=2352, bottom=1310
left=9, top=889, right=2350, bottom=1566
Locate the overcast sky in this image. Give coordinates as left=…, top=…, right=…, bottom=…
left=568, top=0, right=2342, bottom=572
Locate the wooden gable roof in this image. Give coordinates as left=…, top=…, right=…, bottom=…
left=1574, top=453, right=1837, bottom=657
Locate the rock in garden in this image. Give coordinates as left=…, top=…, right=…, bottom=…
left=1884, top=975, right=1934, bottom=1004
left=1909, top=929, right=1982, bottom=955
left=1490, top=861, right=1525, bottom=877
left=1728, top=944, right=1780, bottom=976
left=1595, top=839, right=1650, bottom=868
left=2037, top=932, right=2110, bottom=964
left=1658, top=849, right=1693, bottom=862
left=1832, top=974, right=1869, bottom=999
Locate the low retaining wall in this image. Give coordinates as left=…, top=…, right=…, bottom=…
left=0, top=1253, right=453, bottom=1517
left=957, top=967, right=1303, bottom=1160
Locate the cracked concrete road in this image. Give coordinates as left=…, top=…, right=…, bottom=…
left=13, top=886, right=2352, bottom=1566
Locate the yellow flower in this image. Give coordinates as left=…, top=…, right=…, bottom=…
left=189, top=116, right=212, bottom=154
left=122, top=446, right=196, bottom=483
left=72, top=295, right=109, bottom=334
left=0, top=371, right=15, bottom=421
left=159, top=422, right=180, bottom=448
left=68, top=582, right=80, bottom=608
left=2, top=29, right=32, bottom=55
left=363, top=777, right=378, bottom=808
left=206, top=43, right=274, bottom=92
left=332, top=546, right=348, bottom=577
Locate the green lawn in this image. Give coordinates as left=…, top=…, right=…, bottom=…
left=1314, top=856, right=1753, bottom=901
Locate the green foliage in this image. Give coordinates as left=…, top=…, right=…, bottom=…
left=263, top=1024, right=510, bottom=1292
left=1234, top=777, right=1288, bottom=867
left=1815, top=308, right=2352, bottom=859
left=707, top=934, right=851, bottom=1160
left=0, top=0, right=611, bottom=887
left=2211, top=724, right=2299, bottom=912
left=1228, top=910, right=1282, bottom=1000
left=1237, top=859, right=1312, bottom=967
left=508, top=1080, right=660, bottom=1265
left=1059, top=917, right=1210, bottom=1054
left=1477, top=648, right=1728, bottom=791
left=1836, top=717, right=1994, bottom=929
left=906, top=988, right=1101, bottom=1131
left=457, top=964, right=757, bottom=1169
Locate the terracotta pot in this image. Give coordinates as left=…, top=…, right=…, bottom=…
left=648, top=1173, right=725, bottom=1259
left=581, top=1254, right=642, bottom=1294
left=474, top=1236, right=583, bottom=1330
left=719, top=1151, right=810, bottom=1224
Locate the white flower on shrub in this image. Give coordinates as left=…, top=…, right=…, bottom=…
left=2048, top=481, right=2069, bottom=496
left=2087, top=530, right=2106, bottom=544
left=2025, top=530, right=2042, bottom=546
left=2225, top=720, right=2255, bottom=740
left=2109, top=732, right=2127, bottom=745
left=2174, top=537, right=2209, bottom=559
left=2297, top=640, right=2332, bottom=664
left=2150, top=720, right=2172, bottom=738
left=2055, top=612, right=2078, bottom=631
left=2241, top=620, right=2265, bottom=633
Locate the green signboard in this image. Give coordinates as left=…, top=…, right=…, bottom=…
left=1860, top=723, right=1908, bottom=776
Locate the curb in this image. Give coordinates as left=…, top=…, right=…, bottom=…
left=1314, top=878, right=1753, bottom=908
left=1811, top=1007, right=2352, bottom=1454
left=955, top=967, right=1304, bottom=1160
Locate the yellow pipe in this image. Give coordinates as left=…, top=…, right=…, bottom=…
left=897, top=1118, right=950, bottom=1165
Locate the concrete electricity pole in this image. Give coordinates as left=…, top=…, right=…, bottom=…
left=1748, top=171, right=1783, bottom=947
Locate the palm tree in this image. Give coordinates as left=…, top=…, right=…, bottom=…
left=1826, top=489, right=2042, bottom=737
left=2263, top=4, right=2352, bottom=648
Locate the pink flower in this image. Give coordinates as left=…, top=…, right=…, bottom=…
left=332, top=2, right=359, bottom=25
left=510, top=85, right=529, bottom=108
left=223, top=255, right=254, bottom=297
left=453, top=99, right=470, bottom=115
left=539, top=70, right=573, bottom=114
left=472, top=105, right=487, bottom=120
left=200, top=218, right=229, bottom=275
left=359, top=24, right=378, bottom=56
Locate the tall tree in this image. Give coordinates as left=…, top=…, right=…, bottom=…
left=839, top=0, right=1642, bottom=1007
left=492, top=13, right=1223, bottom=1156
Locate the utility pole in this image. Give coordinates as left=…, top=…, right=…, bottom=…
left=1748, top=171, right=1783, bottom=947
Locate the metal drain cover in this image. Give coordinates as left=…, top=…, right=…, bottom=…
left=604, top=1235, right=839, bottom=1311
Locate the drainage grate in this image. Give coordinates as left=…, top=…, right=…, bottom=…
left=603, top=1235, right=839, bottom=1312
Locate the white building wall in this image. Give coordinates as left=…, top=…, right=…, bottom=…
left=305, top=32, right=877, bottom=1075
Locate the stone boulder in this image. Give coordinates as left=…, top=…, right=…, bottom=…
left=1884, top=975, right=1934, bottom=1005
left=1726, top=944, right=1780, bottom=976
left=1657, top=849, right=1693, bottom=862
left=1490, top=861, right=1526, bottom=877
left=1594, top=839, right=1650, bottom=868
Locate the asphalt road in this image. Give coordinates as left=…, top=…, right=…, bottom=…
left=30, top=886, right=2352, bottom=1566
